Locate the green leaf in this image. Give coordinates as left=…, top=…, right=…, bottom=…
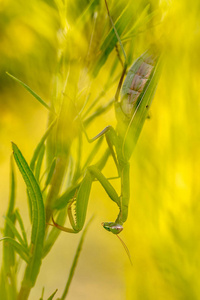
left=35, top=144, right=45, bottom=181
left=60, top=217, right=93, bottom=300
left=122, top=4, right=151, bottom=39
left=83, top=98, right=115, bottom=127
left=93, top=2, right=133, bottom=77
left=82, top=136, right=103, bottom=170
left=43, top=209, right=67, bottom=257
left=12, top=143, right=45, bottom=286
left=1, top=157, right=17, bottom=300
left=47, top=289, right=58, bottom=300
left=53, top=185, right=79, bottom=210
left=39, top=287, right=45, bottom=300
left=122, top=6, right=158, bottom=42
left=77, top=0, right=97, bottom=26
left=3, top=158, right=16, bottom=261
left=0, top=237, right=29, bottom=263
left=30, top=119, right=57, bottom=171
left=15, top=209, right=28, bottom=248
left=29, top=119, right=55, bottom=219
left=6, top=157, right=16, bottom=216
left=6, top=72, right=53, bottom=112
left=4, top=216, right=27, bottom=248
left=42, top=158, right=56, bottom=192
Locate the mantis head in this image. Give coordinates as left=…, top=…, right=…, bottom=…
left=101, top=222, right=123, bottom=234
left=102, top=221, right=132, bottom=265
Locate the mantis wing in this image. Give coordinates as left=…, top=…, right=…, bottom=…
left=120, top=49, right=163, bottom=160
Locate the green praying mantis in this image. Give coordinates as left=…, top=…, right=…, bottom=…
left=50, top=0, right=162, bottom=238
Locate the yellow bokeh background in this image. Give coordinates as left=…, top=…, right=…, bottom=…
left=0, top=0, right=200, bottom=299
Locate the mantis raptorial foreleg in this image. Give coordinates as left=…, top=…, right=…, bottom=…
left=51, top=123, right=131, bottom=234
left=52, top=161, right=128, bottom=234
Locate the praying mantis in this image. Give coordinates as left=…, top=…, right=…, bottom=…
left=50, top=0, right=162, bottom=237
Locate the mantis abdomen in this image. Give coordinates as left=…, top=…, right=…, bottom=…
left=120, top=50, right=158, bottom=118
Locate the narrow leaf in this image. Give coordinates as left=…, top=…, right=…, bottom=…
left=83, top=98, right=114, bottom=127
left=93, top=3, right=133, bottom=76
left=123, top=4, right=151, bottom=39
left=3, top=158, right=16, bottom=261
left=6, top=72, right=53, bottom=112
left=4, top=216, right=26, bottom=248
left=15, top=209, right=28, bottom=248
left=53, top=185, right=79, bottom=210
left=42, top=158, right=56, bottom=192
left=6, top=157, right=16, bottom=216
left=47, top=289, right=58, bottom=300
left=60, top=217, right=93, bottom=300
left=73, top=133, right=82, bottom=183
left=2, top=157, right=17, bottom=300
left=82, top=136, right=103, bottom=170
left=12, top=143, right=45, bottom=286
left=35, top=144, right=45, bottom=181
left=30, top=119, right=57, bottom=171
left=43, top=209, right=67, bottom=257
left=0, top=237, right=29, bottom=263
left=39, top=287, right=45, bottom=300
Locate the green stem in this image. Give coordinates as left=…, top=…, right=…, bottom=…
left=17, top=285, right=31, bottom=300
left=45, top=155, right=68, bottom=225
left=59, top=217, right=93, bottom=300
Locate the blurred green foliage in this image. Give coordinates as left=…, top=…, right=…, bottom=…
left=0, top=0, right=200, bottom=299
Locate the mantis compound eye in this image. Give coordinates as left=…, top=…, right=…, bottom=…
left=101, top=222, right=123, bottom=234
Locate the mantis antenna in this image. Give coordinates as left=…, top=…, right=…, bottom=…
left=104, top=0, right=128, bottom=102
left=104, top=0, right=127, bottom=63
left=116, top=234, right=133, bottom=266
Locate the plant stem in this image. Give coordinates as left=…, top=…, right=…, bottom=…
left=45, top=155, right=68, bottom=225
left=60, top=217, right=93, bottom=300
left=17, top=284, right=31, bottom=300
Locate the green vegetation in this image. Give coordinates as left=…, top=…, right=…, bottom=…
left=0, top=0, right=199, bottom=299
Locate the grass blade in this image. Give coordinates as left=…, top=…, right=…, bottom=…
left=30, top=119, right=57, bottom=171
left=43, top=209, right=67, bottom=257
left=3, top=216, right=27, bottom=248
left=38, top=287, right=44, bottom=300
left=53, top=185, right=78, bottom=210
left=122, top=4, right=151, bottom=40
left=0, top=238, right=29, bottom=263
left=93, top=2, right=133, bottom=77
left=35, top=144, right=45, bottom=181
left=6, top=72, right=53, bottom=112
left=12, top=143, right=45, bottom=289
left=60, top=217, right=94, bottom=300
left=15, top=209, right=28, bottom=248
left=42, top=158, right=56, bottom=192
left=1, top=157, right=17, bottom=300
left=3, top=158, right=16, bottom=257
left=82, top=136, right=103, bottom=170
left=47, top=289, right=58, bottom=300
